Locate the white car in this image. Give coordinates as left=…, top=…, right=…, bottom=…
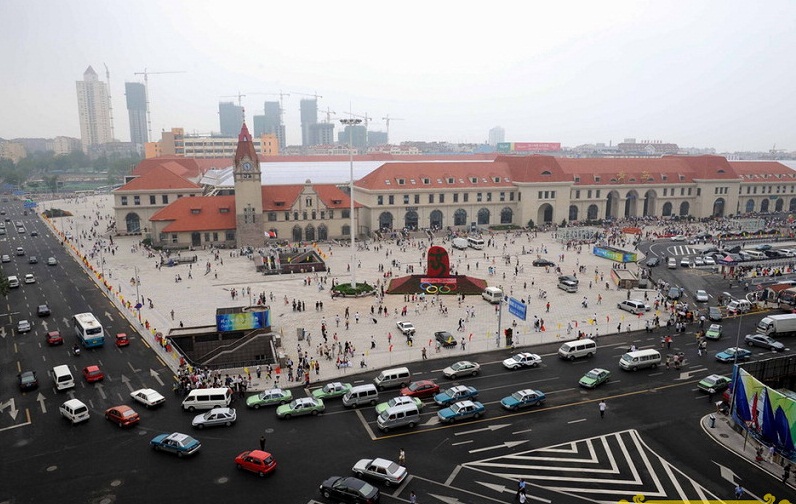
left=191, top=407, right=237, bottom=429
left=1, top=254, right=9, bottom=263
left=352, top=458, right=408, bottom=487
left=703, top=256, right=716, bottom=266
left=679, top=257, right=691, bottom=267
left=47, top=257, right=57, bottom=266
left=672, top=235, right=687, bottom=241
left=130, top=388, right=166, bottom=408
left=24, top=274, right=35, bottom=284
left=693, top=256, right=704, bottom=266
left=695, top=290, right=709, bottom=302
left=395, top=321, right=416, bottom=336
left=17, top=320, right=31, bottom=333
left=502, top=352, right=542, bottom=370
left=443, top=360, right=481, bottom=379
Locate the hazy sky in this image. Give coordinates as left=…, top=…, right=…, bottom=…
left=2, top=0, right=794, bottom=152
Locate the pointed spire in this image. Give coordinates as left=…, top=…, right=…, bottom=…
left=238, top=121, right=252, bottom=143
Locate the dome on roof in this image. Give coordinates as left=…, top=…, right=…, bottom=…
left=305, top=179, right=312, bottom=184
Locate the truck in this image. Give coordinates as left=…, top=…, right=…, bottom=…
left=452, top=237, right=468, bottom=250
left=756, top=313, right=796, bottom=337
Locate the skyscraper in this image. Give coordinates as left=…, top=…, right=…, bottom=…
left=76, top=66, right=113, bottom=152
left=219, top=102, right=244, bottom=136
left=125, top=82, right=148, bottom=145
left=300, top=99, right=317, bottom=147
left=257, top=101, right=286, bottom=149
left=488, top=126, right=505, bottom=146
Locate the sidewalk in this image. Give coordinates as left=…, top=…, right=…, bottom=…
left=701, top=411, right=795, bottom=490
left=41, top=195, right=679, bottom=391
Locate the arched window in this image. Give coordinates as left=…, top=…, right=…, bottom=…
left=305, top=224, right=315, bottom=241
left=587, top=205, right=599, bottom=220
left=378, top=212, right=394, bottom=230
left=760, top=199, right=770, bottom=213
left=477, top=208, right=490, bottom=225
left=568, top=205, right=578, bottom=221
left=745, top=199, right=755, bottom=213
left=661, top=202, right=672, bottom=217
left=317, top=225, right=328, bottom=241
left=125, top=213, right=141, bottom=233
left=679, top=201, right=690, bottom=216
left=500, top=207, right=513, bottom=224
left=453, top=209, right=467, bottom=226
left=341, top=224, right=350, bottom=237
left=429, top=210, right=443, bottom=229
left=292, top=225, right=302, bottom=242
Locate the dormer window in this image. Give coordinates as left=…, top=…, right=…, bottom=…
left=397, top=178, right=405, bottom=185
left=447, top=177, right=454, bottom=184
left=190, top=208, right=201, bottom=214
left=275, top=201, right=284, bottom=207
left=470, top=177, right=477, bottom=184
left=574, top=176, right=581, bottom=183
left=410, top=179, right=416, bottom=185
left=385, top=180, right=391, bottom=185
left=492, top=176, right=500, bottom=183
left=332, top=199, right=342, bottom=205
left=219, top=207, right=230, bottom=213
left=594, top=176, right=601, bottom=183
left=541, top=171, right=551, bottom=176
left=422, top=178, right=430, bottom=184
left=717, top=169, right=725, bottom=174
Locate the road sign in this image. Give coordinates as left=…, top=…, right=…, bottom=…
left=508, top=297, right=527, bottom=321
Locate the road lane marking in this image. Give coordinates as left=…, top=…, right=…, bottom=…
left=568, top=418, right=587, bottom=424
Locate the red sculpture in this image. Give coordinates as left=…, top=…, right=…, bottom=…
left=426, top=246, right=450, bottom=277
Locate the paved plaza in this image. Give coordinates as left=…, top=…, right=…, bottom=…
left=46, top=194, right=657, bottom=388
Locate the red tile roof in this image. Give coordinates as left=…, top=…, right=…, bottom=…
left=150, top=195, right=236, bottom=232
left=115, top=165, right=202, bottom=192
left=261, top=184, right=361, bottom=211
left=730, top=161, right=796, bottom=180
left=356, top=161, right=513, bottom=191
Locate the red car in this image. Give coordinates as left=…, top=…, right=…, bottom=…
left=45, top=330, right=63, bottom=346
left=400, top=380, right=440, bottom=399
left=105, top=405, right=140, bottom=427
left=234, top=450, right=277, bottom=477
left=82, top=365, right=104, bottom=383
left=115, top=333, right=130, bottom=347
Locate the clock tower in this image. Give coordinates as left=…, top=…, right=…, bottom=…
left=233, top=122, right=264, bottom=248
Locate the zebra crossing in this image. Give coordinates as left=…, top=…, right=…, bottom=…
left=463, top=429, right=722, bottom=504
left=666, top=245, right=700, bottom=257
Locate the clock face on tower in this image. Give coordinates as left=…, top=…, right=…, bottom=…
left=242, top=162, right=252, bottom=171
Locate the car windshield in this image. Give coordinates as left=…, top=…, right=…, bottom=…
left=511, top=392, right=525, bottom=401
left=452, top=362, right=467, bottom=370
left=586, top=371, right=600, bottom=379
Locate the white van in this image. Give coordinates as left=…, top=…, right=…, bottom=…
left=373, top=367, right=411, bottom=390
left=7, top=275, right=20, bottom=288
left=727, top=299, right=752, bottom=315
left=667, top=258, right=677, bottom=269
left=619, top=349, right=661, bottom=371
left=557, top=338, right=597, bottom=361
left=342, top=384, right=379, bottom=408
left=452, top=237, right=469, bottom=250
left=52, top=365, right=75, bottom=391
left=558, top=280, right=578, bottom=293
left=467, top=236, right=485, bottom=250
left=181, top=387, right=233, bottom=411
left=60, top=399, right=90, bottom=424
left=376, top=403, right=420, bottom=432
left=482, top=287, right=503, bottom=304
left=741, top=250, right=766, bottom=260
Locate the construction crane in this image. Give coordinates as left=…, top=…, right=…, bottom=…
left=382, top=115, right=404, bottom=143
left=220, top=92, right=246, bottom=107
left=292, top=91, right=323, bottom=101
left=133, top=68, right=187, bottom=141
left=246, top=90, right=291, bottom=121
left=322, top=107, right=336, bottom=123
left=103, top=64, right=115, bottom=141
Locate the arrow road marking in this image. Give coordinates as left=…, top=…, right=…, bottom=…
left=469, top=440, right=528, bottom=454
left=0, top=327, right=6, bottom=339
left=455, top=423, right=510, bottom=436
left=149, top=369, right=164, bottom=386
left=104, top=311, right=114, bottom=321
left=424, top=416, right=440, bottom=426
left=0, top=398, right=19, bottom=420
left=127, top=362, right=141, bottom=373
left=41, top=320, right=48, bottom=331
left=36, top=393, right=46, bottom=413
left=96, top=383, right=106, bottom=399
left=120, top=374, right=134, bottom=392
left=676, top=368, right=708, bottom=380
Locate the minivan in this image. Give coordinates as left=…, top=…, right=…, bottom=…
left=376, top=403, right=420, bottom=432
left=481, top=287, right=503, bottom=304
left=60, top=399, right=90, bottom=424
left=558, top=280, right=578, bottom=293
left=557, top=338, right=597, bottom=360
left=181, top=387, right=233, bottom=411
left=342, top=384, right=379, bottom=408
left=667, top=258, right=677, bottom=269
left=617, top=300, right=648, bottom=315
left=619, top=349, right=661, bottom=371
left=727, top=299, right=752, bottom=315
left=373, top=367, right=411, bottom=390
left=52, top=364, right=75, bottom=391
left=741, top=250, right=766, bottom=260
left=7, top=275, right=19, bottom=288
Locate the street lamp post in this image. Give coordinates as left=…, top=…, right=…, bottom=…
left=340, top=117, right=362, bottom=289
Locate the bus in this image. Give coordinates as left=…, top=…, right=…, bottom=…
left=467, top=236, right=485, bottom=250
left=73, top=313, right=105, bottom=348
left=778, top=288, right=796, bottom=312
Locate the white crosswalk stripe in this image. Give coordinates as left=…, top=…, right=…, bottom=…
left=666, top=245, right=698, bottom=257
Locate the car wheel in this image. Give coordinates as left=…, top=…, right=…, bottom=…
left=471, top=371, right=478, bottom=376
left=283, top=414, right=291, bottom=419
left=253, top=404, right=261, bottom=410
left=369, top=399, right=376, bottom=405
left=384, top=480, right=392, bottom=487
left=323, top=490, right=331, bottom=498
left=177, top=451, right=184, bottom=458
left=356, top=471, right=364, bottom=479
left=350, top=402, right=358, bottom=408
left=258, top=471, right=265, bottom=478
left=188, top=406, right=195, bottom=412
left=568, top=355, right=575, bottom=361
left=118, top=421, right=123, bottom=428
left=631, top=366, right=638, bottom=372
left=449, top=374, right=457, bottom=379
left=408, top=421, right=415, bottom=428
left=474, top=412, right=481, bottom=419
left=587, top=352, right=594, bottom=358
left=311, top=410, right=319, bottom=415
left=747, top=341, right=754, bottom=347
left=512, top=406, right=519, bottom=412
left=225, top=421, right=232, bottom=427
left=236, top=464, right=242, bottom=470
left=196, top=424, right=204, bottom=429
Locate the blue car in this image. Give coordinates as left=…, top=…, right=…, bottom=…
left=437, top=400, right=485, bottom=423
left=500, top=389, right=546, bottom=411
left=715, top=347, right=752, bottom=363
left=434, top=385, right=479, bottom=407
left=150, top=432, right=201, bottom=457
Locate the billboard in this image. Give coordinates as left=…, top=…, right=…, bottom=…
left=216, top=310, right=270, bottom=332
left=497, top=142, right=561, bottom=153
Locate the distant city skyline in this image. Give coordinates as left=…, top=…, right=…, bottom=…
left=2, top=0, right=795, bottom=152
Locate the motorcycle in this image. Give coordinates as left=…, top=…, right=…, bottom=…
left=73, top=344, right=81, bottom=356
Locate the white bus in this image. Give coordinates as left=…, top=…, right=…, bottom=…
left=73, top=312, right=105, bottom=348
left=467, top=236, right=485, bottom=250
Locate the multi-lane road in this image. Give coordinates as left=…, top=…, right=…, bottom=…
left=1, top=208, right=794, bottom=503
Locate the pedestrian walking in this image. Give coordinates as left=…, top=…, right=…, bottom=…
left=259, top=435, right=266, bottom=451
left=599, top=400, right=606, bottom=418
left=409, top=490, right=417, bottom=504
left=517, top=478, right=527, bottom=499
left=256, top=365, right=262, bottom=379
left=421, top=347, right=427, bottom=359
left=783, top=463, right=791, bottom=483
left=734, top=484, right=744, bottom=499
left=398, top=448, right=406, bottom=466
